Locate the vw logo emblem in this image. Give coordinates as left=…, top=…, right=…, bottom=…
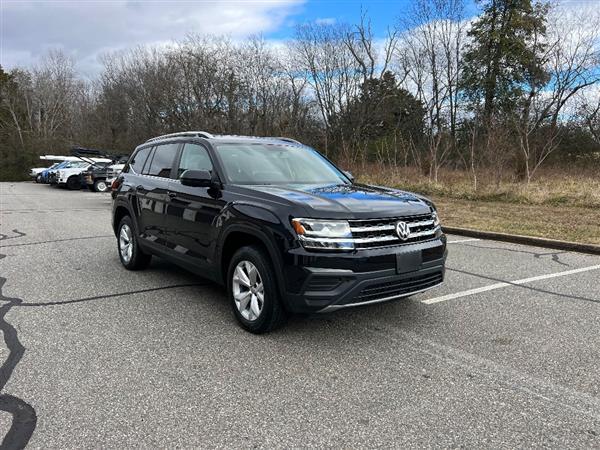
left=395, top=221, right=411, bottom=240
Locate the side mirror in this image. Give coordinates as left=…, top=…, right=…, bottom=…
left=343, top=170, right=354, bottom=183
left=180, top=169, right=213, bottom=187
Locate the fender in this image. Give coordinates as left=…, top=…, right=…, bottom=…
left=216, top=214, right=290, bottom=301
left=115, top=178, right=146, bottom=230
left=112, top=198, right=140, bottom=237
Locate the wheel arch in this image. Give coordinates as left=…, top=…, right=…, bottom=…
left=112, top=203, right=135, bottom=236
left=218, top=225, right=287, bottom=299
left=66, top=174, right=80, bottom=188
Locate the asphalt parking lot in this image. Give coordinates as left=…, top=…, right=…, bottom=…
left=1, top=181, right=600, bottom=448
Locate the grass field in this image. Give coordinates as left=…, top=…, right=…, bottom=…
left=434, top=198, right=600, bottom=245
left=356, top=165, right=600, bottom=245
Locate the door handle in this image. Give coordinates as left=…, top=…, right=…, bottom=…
left=168, top=191, right=177, bottom=198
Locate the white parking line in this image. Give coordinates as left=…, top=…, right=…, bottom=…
left=447, top=238, right=481, bottom=244
left=422, top=264, right=600, bottom=304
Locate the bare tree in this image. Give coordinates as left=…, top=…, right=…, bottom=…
left=395, top=0, right=467, bottom=182
left=291, top=22, right=364, bottom=155
left=515, top=4, right=600, bottom=183
left=2, top=4, right=599, bottom=182
left=578, top=94, right=600, bottom=145
left=0, top=50, right=87, bottom=178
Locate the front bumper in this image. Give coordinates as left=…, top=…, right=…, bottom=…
left=282, top=236, right=447, bottom=313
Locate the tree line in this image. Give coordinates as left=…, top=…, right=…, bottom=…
left=1, top=0, right=599, bottom=183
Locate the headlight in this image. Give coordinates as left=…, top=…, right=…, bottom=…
left=291, top=218, right=354, bottom=250
left=432, top=210, right=440, bottom=227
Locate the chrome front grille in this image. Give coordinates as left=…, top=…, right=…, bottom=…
left=349, top=213, right=439, bottom=248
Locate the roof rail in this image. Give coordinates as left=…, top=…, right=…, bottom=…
left=274, top=137, right=302, bottom=145
left=145, top=131, right=213, bottom=143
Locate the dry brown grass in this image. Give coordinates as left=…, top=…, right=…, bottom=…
left=352, top=163, right=600, bottom=244
left=354, top=164, right=600, bottom=208
left=434, top=198, right=600, bottom=245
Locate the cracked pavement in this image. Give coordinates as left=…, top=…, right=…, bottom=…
left=1, top=181, right=600, bottom=448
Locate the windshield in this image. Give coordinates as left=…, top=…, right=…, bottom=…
left=214, top=143, right=349, bottom=185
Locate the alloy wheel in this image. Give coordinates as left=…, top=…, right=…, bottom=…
left=232, top=261, right=264, bottom=321
left=119, top=224, right=133, bottom=264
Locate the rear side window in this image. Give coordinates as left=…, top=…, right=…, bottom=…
left=146, top=143, right=179, bottom=178
left=177, top=143, right=213, bottom=178
left=130, top=147, right=152, bottom=174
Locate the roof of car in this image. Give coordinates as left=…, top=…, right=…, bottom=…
left=144, top=131, right=304, bottom=147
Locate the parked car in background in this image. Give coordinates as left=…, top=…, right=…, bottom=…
left=40, top=162, right=66, bottom=184
left=29, top=163, right=59, bottom=183
left=31, top=163, right=59, bottom=182
left=35, top=156, right=83, bottom=183
left=47, top=161, right=76, bottom=185
left=64, top=147, right=120, bottom=191
left=57, top=162, right=94, bottom=189
left=83, top=162, right=126, bottom=192
left=52, top=161, right=90, bottom=188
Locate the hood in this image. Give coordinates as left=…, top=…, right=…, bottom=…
left=239, top=183, right=432, bottom=219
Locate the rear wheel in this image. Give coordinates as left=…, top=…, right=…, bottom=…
left=66, top=176, right=80, bottom=190
left=117, top=216, right=152, bottom=270
left=227, top=246, right=286, bottom=333
left=93, top=179, right=109, bottom=192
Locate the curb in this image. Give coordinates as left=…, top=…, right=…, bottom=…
left=442, top=226, right=600, bottom=256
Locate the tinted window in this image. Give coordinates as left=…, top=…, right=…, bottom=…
left=177, top=143, right=213, bottom=178
left=146, top=143, right=179, bottom=178
left=130, top=147, right=151, bottom=174
left=142, top=147, right=155, bottom=174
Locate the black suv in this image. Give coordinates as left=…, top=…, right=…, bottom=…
left=112, top=132, right=446, bottom=333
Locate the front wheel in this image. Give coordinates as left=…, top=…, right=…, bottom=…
left=117, top=216, right=152, bottom=270
left=227, top=246, right=287, bottom=333
left=66, top=176, right=80, bottom=190
left=94, top=179, right=109, bottom=192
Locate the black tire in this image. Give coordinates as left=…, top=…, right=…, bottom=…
left=227, top=245, right=287, bottom=333
left=66, top=176, right=80, bottom=190
left=117, top=215, right=152, bottom=270
left=93, top=179, right=109, bottom=193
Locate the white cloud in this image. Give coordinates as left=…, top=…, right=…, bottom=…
left=1, top=0, right=304, bottom=77
left=315, top=17, right=336, bottom=25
